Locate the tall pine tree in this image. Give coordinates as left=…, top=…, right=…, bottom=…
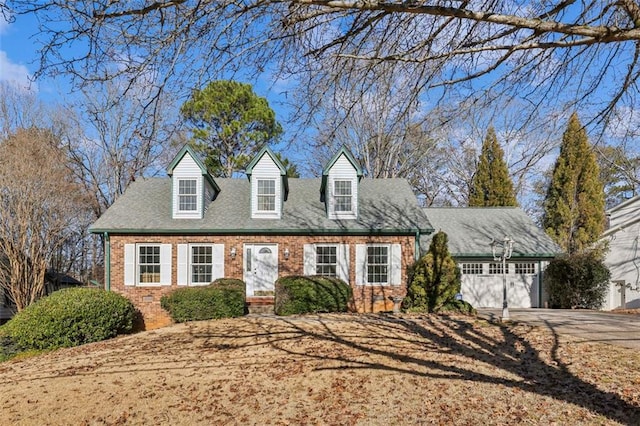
left=468, top=127, right=518, bottom=207
left=543, top=113, right=605, bottom=254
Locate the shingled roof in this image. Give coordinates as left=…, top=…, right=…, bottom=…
left=421, top=207, right=560, bottom=258
left=90, top=177, right=432, bottom=235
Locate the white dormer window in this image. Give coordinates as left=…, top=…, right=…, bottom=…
left=334, top=180, right=352, bottom=213
left=178, top=179, right=198, bottom=212
left=257, top=179, right=276, bottom=211
left=322, top=148, right=362, bottom=220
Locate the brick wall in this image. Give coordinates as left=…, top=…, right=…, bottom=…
left=108, top=234, right=416, bottom=329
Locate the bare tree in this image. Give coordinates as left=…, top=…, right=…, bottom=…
left=3, top=0, right=640, bottom=134
left=65, top=81, right=177, bottom=219
left=0, top=128, right=92, bottom=310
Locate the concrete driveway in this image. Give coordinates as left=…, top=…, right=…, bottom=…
left=477, top=309, right=640, bottom=350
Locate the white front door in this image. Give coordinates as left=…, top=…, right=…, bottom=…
left=244, top=244, right=278, bottom=296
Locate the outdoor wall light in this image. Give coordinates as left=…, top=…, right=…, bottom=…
left=490, top=236, right=514, bottom=322
left=230, top=247, right=237, bottom=259
left=284, top=248, right=290, bottom=260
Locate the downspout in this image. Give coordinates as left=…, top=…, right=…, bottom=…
left=104, top=232, right=111, bottom=291
left=537, top=259, right=542, bottom=308
left=415, top=231, right=421, bottom=261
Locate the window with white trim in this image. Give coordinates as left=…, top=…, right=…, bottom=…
left=489, top=263, right=506, bottom=274
left=316, top=245, right=337, bottom=277
left=138, top=245, right=161, bottom=284
left=367, top=245, right=389, bottom=284
left=191, top=245, right=213, bottom=284
left=461, top=263, right=483, bottom=275
left=515, top=263, right=536, bottom=274
left=334, top=180, right=352, bottom=213
left=257, top=179, right=276, bottom=211
left=178, top=179, right=197, bottom=212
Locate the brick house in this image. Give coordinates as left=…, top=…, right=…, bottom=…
left=90, top=145, right=433, bottom=328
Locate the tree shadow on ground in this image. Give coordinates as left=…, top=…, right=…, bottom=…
left=227, top=314, right=640, bottom=424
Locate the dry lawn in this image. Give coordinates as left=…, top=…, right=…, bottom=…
left=1, top=313, right=639, bottom=425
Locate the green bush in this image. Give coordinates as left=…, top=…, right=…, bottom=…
left=275, top=275, right=352, bottom=316
left=403, top=231, right=461, bottom=313
left=160, top=278, right=246, bottom=322
left=544, top=251, right=610, bottom=309
left=1, top=288, right=136, bottom=351
left=441, top=300, right=477, bottom=315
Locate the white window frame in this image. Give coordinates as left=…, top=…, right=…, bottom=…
left=138, top=245, right=161, bottom=285
left=178, top=179, right=198, bottom=212
left=515, top=262, right=536, bottom=274
left=315, top=245, right=338, bottom=277
left=366, top=245, right=389, bottom=285
left=333, top=180, right=353, bottom=213
left=461, top=263, right=483, bottom=275
left=124, top=244, right=172, bottom=287
left=355, top=243, right=402, bottom=286
left=489, top=263, right=506, bottom=275
left=257, top=179, right=276, bottom=212
left=190, top=244, right=214, bottom=285
left=177, top=243, right=225, bottom=286
left=303, top=244, right=350, bottom=282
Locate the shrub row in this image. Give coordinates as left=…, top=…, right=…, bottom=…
left=1, top=288, right=136, bottom=351
left=160, top=278, right=246, bottom=322
left=275, top=275, right=352, bottom=316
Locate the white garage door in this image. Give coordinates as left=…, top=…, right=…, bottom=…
left=459, top=262, right=539, bottom=308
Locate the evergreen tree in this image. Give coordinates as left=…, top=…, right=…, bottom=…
left=180, top=80, right=282, bottom=177
left=403, top=231, right=461, bottom=313
left=543, top=113, right=606, bottom=254
left=468, top=127, right=518, bottom=207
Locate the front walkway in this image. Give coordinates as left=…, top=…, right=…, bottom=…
left=478, top=308, right=640, bottom=350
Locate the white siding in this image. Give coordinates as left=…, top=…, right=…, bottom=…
left=604, top=220, right=640, bottom=310
left=172, top=152, right=203, bottom=219
left=327, top=154, right=358, bottom=220
left=609, top=198, right=640, bottom=229
left=203, top=179, right=216, bottom=214
left=251, top=153, right=282, bottom=219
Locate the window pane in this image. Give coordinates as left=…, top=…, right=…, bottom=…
left=462, top=263, right=483, bottom=275
left=257, top=180, right=276, bottom=211
left=334, top=180, right=352, bottom=212
left=515, top=263, right=536, bottom=274
left=316, top=245, right=337, bottom=277
left=489, top=263, right=505, bottom=274
left=178, top=179, right=197, bottom=211
left=139, top=245, right=161, bottom=284
left=191, top=245, right=213, bottom=284
left=367, top=246, right=388, bottom=284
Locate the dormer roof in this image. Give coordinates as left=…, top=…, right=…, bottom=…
left=320, top=145, right=363, bottom=194
left=166, top=144, right=220, bottom=192
left=245, top=145, right=289, bottom=199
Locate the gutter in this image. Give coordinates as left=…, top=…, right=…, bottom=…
left=89, top=227, right=434, bottom=237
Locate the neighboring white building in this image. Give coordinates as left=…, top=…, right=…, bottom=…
left=601, top=195, right=640, bottom=310
left=422, top=208, right=560, bottom=309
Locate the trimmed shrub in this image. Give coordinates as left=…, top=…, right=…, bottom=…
left=275, top=275, right=352, bottom=316
left=403, top=231, right=462, bottom=313
left=1, top=288, right=136, bottom=350
left=544, top=251, right=610, bottom=309
left=441, top=300, right=477, bottom=315
left=160, top=278, right=246, bottom=322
